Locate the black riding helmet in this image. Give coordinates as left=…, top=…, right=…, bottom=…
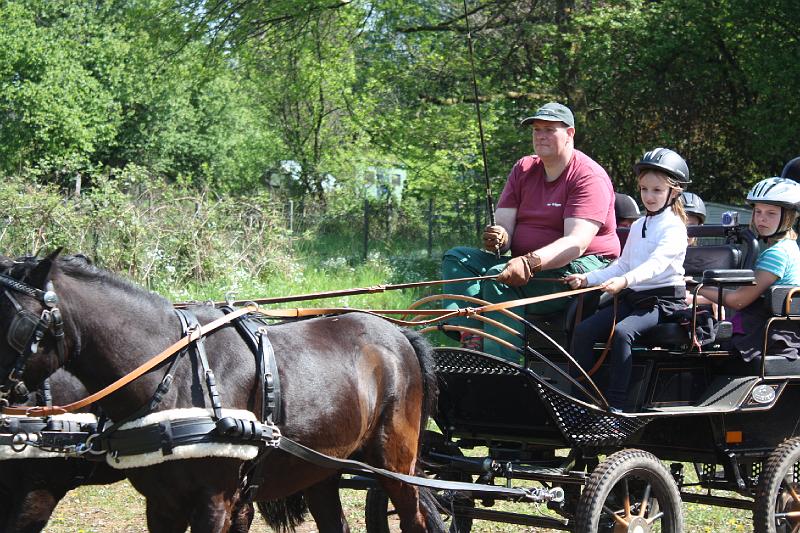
left=634, top=148, right=689, bottom=236
left=680, top=192, right=706, bottom=223
left=614, top=193, right=641, bottom=220
left=633, top=147, right=691, bottom=185
left=781, top=156, right=800, bottom=182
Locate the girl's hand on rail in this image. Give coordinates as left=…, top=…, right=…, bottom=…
left=563, top=274, right=587, bottom=289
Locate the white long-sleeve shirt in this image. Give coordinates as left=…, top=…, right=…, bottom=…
left=585, top=209, right=687, bottom=291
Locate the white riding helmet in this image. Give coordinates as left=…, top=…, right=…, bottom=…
left=746, top=177, right=800, bottom=210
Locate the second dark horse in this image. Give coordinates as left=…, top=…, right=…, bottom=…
left=0, top=253, right=445, bottom=533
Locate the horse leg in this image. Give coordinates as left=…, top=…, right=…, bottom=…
left=304, top=475, right=350, bottom=533
left=145, top=501, right=190, bottom=533
left=369, top=410, right=445, bottom=532
left=229, top=500, right=254, bottom=533
left=376, top=478, right=430, bottom=533
left=186, top=491, right=240, bottom=533
left=7, top=487, right=62, bottom=533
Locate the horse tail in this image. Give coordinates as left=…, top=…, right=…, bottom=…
left=400, top=328, right=438, bottom=436
left=256, top=495, right=308, bottom=533
left=401, top=329, right=448, bottom=533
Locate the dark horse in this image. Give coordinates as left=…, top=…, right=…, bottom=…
left=0, top=369, right=125, bottom=533
left=0, top=252, right=444, bottom=533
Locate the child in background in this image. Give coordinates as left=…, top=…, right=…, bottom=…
left=565, top=148, right=690, bottom=412
left=614, top=193, right=641, bottom=249
left=615, top=192, right=641, bottom=228
left=698, top=177, right=800, bottom=361
left=681, top=192, right=706, bottom=227
left=680, top=191, right=717, bottom=312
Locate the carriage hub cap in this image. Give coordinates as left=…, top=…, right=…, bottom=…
left=625, top=516, right=649, bottom=533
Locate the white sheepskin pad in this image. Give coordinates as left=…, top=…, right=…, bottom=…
left=106, top=408, right=262, bottom=470
left=0, top=412, right=99, bottom=460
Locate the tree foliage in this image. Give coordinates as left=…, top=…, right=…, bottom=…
left=0, top=0, right=797, bottom=206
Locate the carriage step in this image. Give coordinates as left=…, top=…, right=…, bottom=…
left=646, top=375, right=759, bottom=413
left=645, top=405, right=732, bottom=413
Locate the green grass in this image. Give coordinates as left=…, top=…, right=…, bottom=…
left=44, top=463, right=754, bottom=532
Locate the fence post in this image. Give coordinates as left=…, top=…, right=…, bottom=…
left=363, top=197, right=369, bottom=261
left=427, top=198, right=434, bottom=258
left=288, top=199, right=294, bottom=234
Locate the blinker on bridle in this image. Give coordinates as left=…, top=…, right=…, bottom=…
left=0, top=273, right=66, bottom=407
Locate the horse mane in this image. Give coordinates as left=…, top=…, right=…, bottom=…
left=55, top=255, right=173, bottom=309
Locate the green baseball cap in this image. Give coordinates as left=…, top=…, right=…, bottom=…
left=520, top=102, right=575, bottom=128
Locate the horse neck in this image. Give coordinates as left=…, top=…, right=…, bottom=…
left=56, top=270, right=180, bottom=420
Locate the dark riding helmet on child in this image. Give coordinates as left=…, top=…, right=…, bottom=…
left=746, top=177, right=800, bottom=240
left=781, top=156, right=800, bottom=182
left=633, top=147, right=691, bottom=185
left=633, top=148, right=690, bottom=217
left=680, top=192, right=706, bottom=224
left=614, top=193, right=641, bottom=222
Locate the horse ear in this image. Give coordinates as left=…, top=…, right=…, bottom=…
left=28, top=247, right=62, bottom=289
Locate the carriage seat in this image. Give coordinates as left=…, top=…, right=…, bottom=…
left=635, top=246, right=746, bottom=350
left=765, top=285, right=800, bottom=316
left=529, top=246, right=747, bottom=353
left=683, top=245, right=743, bottom=277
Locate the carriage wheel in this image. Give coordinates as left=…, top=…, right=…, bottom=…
left=573, top=449, right=683, bottom=533
left=754, top=437, right=800, bottom=533
left=364, top=477, right=474, bottom=533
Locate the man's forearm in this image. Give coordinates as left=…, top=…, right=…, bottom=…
left=532, top=236, right=585, bottom=270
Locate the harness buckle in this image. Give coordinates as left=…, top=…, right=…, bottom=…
left=267, top=425, right=282, bottom=447
left=42, top=290, right=58, bottom=308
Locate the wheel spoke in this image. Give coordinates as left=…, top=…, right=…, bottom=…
left=775, top=511, right=800, bottom=519
left=646, top=511, right=665, bottom=524
left=792, top=522, right=800, bottom=533
left=622, top=478, right=631, bottom=518
left=638, top=482, right=652, bottom=518
left=603, top=505, right=630, bottom=527
left=786, top=480, right=800, bottom=504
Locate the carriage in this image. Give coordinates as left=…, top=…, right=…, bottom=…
left=359, top=222, right=800, bottom=532
left=2, top=222, right=800, bottom=533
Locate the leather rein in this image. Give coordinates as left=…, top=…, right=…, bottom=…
left=0, top=273, right=600, bottom=417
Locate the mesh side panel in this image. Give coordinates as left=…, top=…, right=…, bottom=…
left=535, top=382, right=653, bottom=447
left=434, top=348, right=522, bottom=376
left=433, top=348, right=653, bottom=447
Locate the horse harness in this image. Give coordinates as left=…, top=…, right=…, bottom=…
left=0, top=273, right=560, bottom=503
left=96, top=307, right=283, bottom=462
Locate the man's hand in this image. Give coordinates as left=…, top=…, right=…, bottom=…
left=563, top=273, right=587, bottom=289
left=599, top=276, right=628, bottom=295
left=482, top=225, right=508, bottom=252
left=496, top=253, right=542, bottom=287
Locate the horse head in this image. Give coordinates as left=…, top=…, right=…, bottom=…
left=0, top=249, right=68, bottom=407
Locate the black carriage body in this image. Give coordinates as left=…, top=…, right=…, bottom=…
left=425, top=224, right=800, bottom=529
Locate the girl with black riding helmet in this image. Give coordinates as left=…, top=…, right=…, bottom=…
left=565, top=148, right=689, bottom=412
left=698, top=177, right=800, bottom=361
left=681, top=191, right=706, bottom=247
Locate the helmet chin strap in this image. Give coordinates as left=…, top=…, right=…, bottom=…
left=642, top=195, right=678, bottom=237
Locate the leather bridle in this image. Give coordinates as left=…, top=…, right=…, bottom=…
left=0, top=273, right=67, bottom=407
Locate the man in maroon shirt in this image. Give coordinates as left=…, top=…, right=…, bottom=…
left=442, top=102, right=620, bottom=361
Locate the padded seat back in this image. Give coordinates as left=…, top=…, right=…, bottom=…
left=683, top=245, right=743, bottom=276
left=766, top=285, right=800, bottom=316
